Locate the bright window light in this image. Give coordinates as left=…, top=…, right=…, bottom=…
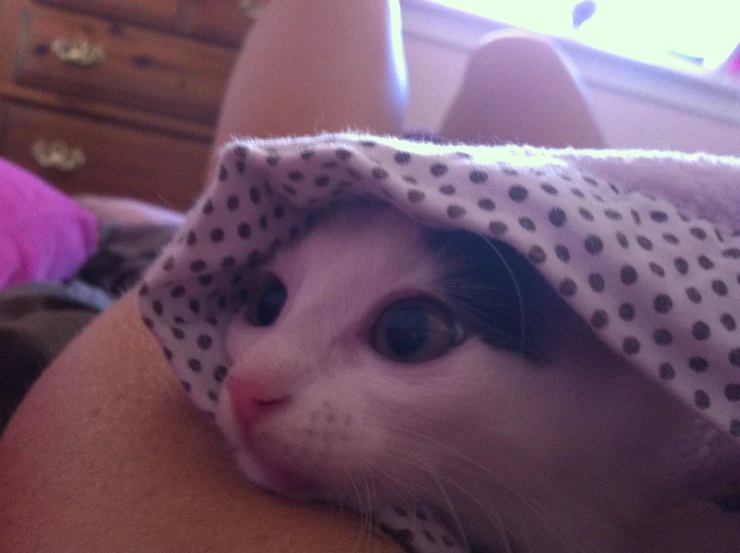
left=428, top=0, right=739, bottom=71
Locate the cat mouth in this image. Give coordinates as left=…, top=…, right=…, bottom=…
left=239, top=442, right=322, bottom=500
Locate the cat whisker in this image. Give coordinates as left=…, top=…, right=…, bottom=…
left=390, top=431, right=600, bottom=553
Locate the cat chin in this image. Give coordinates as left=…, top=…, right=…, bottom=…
left=232, top=446, right=322, bottom=501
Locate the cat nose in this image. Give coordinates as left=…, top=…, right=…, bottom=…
left=226, top=375, right=290, bottom=432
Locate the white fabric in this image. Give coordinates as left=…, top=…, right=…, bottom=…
left=138, top=133, right=740, bottom=553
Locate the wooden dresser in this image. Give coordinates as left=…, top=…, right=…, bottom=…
left=0, top=0, right=253, bottom=209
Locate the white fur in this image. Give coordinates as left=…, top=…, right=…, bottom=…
left=216, top=207, right=740, bottom=553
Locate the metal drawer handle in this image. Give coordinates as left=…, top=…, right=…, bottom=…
left=31, top=139, right=86, bottom=172
left=51, top=36, right=106, bottom=67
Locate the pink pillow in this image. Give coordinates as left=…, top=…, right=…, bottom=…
left=0, top=159, right=98, bottom=290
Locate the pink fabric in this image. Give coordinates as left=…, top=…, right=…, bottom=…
left=0, top=159, right=98, bottom=290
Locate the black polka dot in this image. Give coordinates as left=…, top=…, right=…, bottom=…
left=139, top=283, right=149, bottom=296
left=259, top=215, right=268, bottom=230
left=207, top=391, right=218, bottom=402
left=732, top=420, right=740, bottom=436
left=197, top=334, right=213, bottom=350
left=540, top=182, right=557, bottom=195
left=636, top=235, right=653, bottom=250
left=186, top=231, right=198, bottom=246
left=447, top=205, right=466, bottom=219
left=501, top=165, right=519, bottom=176
left=430, top=163, right=448, bottom=177
left=659, top=363, right=675, bottom=380
left=205, top=315, right=218, bottom=326
left=604, top=209, right=622, bottom=221
left=722, top=247, right=740, bottom=259
left=218, top=165, right=228, bottom=181
left=519, top=217, right=536, bottom=231
left=578, top=207, right=594, bottom=221
left=335, top=148, right=352, bottom=161
left=314, top=175, right=330, bottom=187
left=203, top=199, right=214, bottom=215
left=588, top=273, right=605, bottom=292
left=236, top=159, right=246, bottom=174
left=478, top=198, right=495, bottom=211
left=698, top=255, right=714, bottom=270
left=631, top=210, right=641, bottom=225
left=394, top=152, right=411, bottom=164
left=622, top=337, right=640, bottom=355
left=213, top=365, right=228, bottom=382
left=584, top=234, right=603, bottom=254
left=171, top=285, right=186, bottom=299
left=151, top=301, right=163, bottom=316
left=674, top=257, right=689, bottom=275
left=237, top=222, right=252, bottom=240
left=274, top=205, right=285, bottom=219
left=712, top=279, right=728, bottom=296
left=508, top=185, right=528, bottom=202
left=408, top=190, right=425, bottom=203
left=299, top=149, right=314, bottom=160
left=721, top=313, right=736, bottom=331
left=653, top=294, right=673, bottom=314
left=469, top=170, right=488, bottom=184
left=653, top=329, right=673, bottom=345
left=650, top=211, right=668, bottom=223
left=662, top=233, right=679, bottom=245
left=188, top=358, right=202, bottom=372
left=729, top=348, right=740, bottom=367
left=142, top=317, right=154, bottom=329
left=489, top=221, right=507, bottom=236
left=591, top=310, right=608, bottom=329
left=163, top=348, right=173, bottom=361
left=172, top=327, right=185, bottom=340
left=649, top=262, right=665, bottom=277
left=210, top=228, right=225, bottom=243
left=439, top=184, right=455, bottom=195
left=725, top=384, right=740, bottom=402
left=188, top=299, right=200, bottom=314
left=163, top=256, right=175, bottom=271
left=528, top=245, right=546, bottom=264
left=181, top=381, right=191, bottom=392
left=372, top=167, right=388, bottom=180
left=684, top=287, right=702, bottom=303
left=199, top=274, right=213, bottom=287
left=559, top=278, right=577, bottom=297
left=555, top=244, right=570, bottom=263
left=616, top=232, right=629, bottom=249
left=173, top=316, right=185, bottom=325
left=221, top=256, right=236, bottom=269
left=190, top=260, right=207, bottom=273
left=266, top=154, right=280, bottom=166
left=690, top=357, right=709, bottom=372
left=288, top=170, right=304, bottom=182
left=619, top=303, right=636, bottom=321
left=416, top=509, right=428, bottom=521
left=549, top=208, right=566, bottom=227
left=620, top=265, right=638, bottom=285
left=694, top=390, right=710, bottom=409
left=690, top=227, right=707, bottom=240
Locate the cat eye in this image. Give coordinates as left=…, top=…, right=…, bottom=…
left=245, top=274, right=287, bottom=327
left=370, top=297, right=463, bottom=363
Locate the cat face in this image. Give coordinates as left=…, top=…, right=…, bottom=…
left=216, top=206, right=540, bottom=508
left=215, top=205, right=739, bottom=552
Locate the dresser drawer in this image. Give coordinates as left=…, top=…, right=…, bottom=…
left=36, top=0, right=249, bottom=47
left=14, top=4, right=236, bottom=125
left=0, top=102, right=211, bottom=209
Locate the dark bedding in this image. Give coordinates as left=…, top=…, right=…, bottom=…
left=0, top=222, right=179, bottom=432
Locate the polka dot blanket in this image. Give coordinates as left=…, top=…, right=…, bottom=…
left=138, top=133, right=740, bottom=553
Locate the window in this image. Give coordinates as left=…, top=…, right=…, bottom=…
left=428, top=0, right=739, bottom=73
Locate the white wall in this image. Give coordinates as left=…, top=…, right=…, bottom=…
left=400, top=9, right=740, bottom=156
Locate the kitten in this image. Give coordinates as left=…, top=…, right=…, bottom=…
left=216, top=204, right=740, bottom=553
